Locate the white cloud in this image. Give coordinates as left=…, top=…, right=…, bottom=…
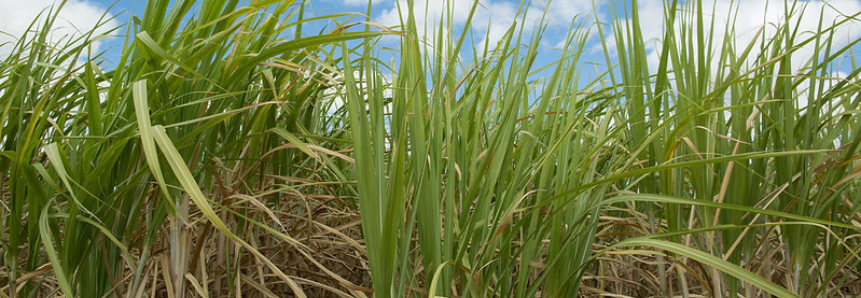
left=534, top=0, right=595, bottom=27
left=603, top=0, right=861, bottom=115
left=343, top=0, right=370, bottom=6
left=0, top=0, right=118, bottom=58
left=615, top=0, right=861, bottom=76
left=375, top=0, right=593, bottom=50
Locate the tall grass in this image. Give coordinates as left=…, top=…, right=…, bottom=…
left=343, top=0, right=861, bottom=297
left=0, top=0, right=860, bottom=297
left=1, top=0, right=383, bottom=297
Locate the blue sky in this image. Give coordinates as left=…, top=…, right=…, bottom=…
left=1, top=0, right=860, bottom=82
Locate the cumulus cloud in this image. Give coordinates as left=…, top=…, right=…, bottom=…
left=602, top=0, right=861, bottom=113
left=0, top=0, right=118, bottom=58
left=535, top=0, right=596, bottom=26
left=343, top=0, right=372, bottom=5
left=613, top=0, right=861, bottom=75
left=375, top=0, right=593, bottom=49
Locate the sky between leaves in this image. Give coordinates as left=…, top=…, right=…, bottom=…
left=0, top=0, right=859, bottom=81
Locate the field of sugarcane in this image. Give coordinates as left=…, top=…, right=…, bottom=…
left=1, top=0, right=860, bottom=297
